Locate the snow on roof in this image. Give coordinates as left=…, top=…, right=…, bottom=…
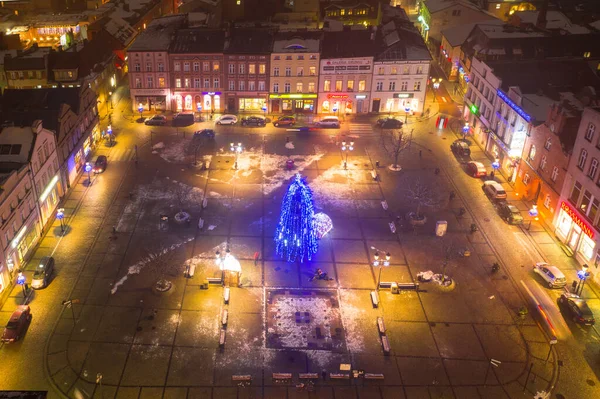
left=478, top=23, right=546, bottom=38
left=442, top=20, right=503, bottom=47
left=104, top=16, right=138, bottom=47
left=521, top=93, right=556, bottom=122
left=514, top=10, right=590, bottom=34
left=425, top=0, right=490, bottom=15
left=129, top=14, right=186, bottom=52
left=590, top=19, right=600, bottom=30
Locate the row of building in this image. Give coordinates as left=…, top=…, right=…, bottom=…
left=127, top=12, right=432, bottom=116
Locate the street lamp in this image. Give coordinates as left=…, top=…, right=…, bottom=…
left=262, top=104, right=267, bottom=118
left=577, top=264, right=590, bottom=296
left=85, top=162, right=92, bottom=185
left=230, top=142, right=243, bottom=170
left=371, top=246, right=391, bottom=291
left=430, top=77, right=442, bottom=102
left=16, top=272, right=28, bottom=303
left=216, top=247, right=242, bottom=287
left=108, top=91, right=113, bottom=110
left=462, top=122, right=470, bottom=138
left=332, top=105, right=338, bottom=118
left=492, top=158, right=500, bottom=170
left=138, top=103, right=144, bottom=120
left=341, top=141, right=354, bottom=170
left=528, top=204, right=539, bottom=221
left=56, top=208, right=65, bottom=233
left=404, top=105, right=411, bottom=124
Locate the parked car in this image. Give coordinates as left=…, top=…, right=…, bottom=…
left=144, top=115, right=167, bottom=126
left=498, top=203, right=523, bottom=225
left=482, top=180, right=507, bottom=200
left=533, top=262, right=568, bottom=288
left=1, top=305, right=32, bottom=343
left=241, top=115, right=266, bottom=127
left=377, top=117, right=403, bottom=129
left=273, top=116, right=296, bottom=127
left=93, top=155, right=108, bottom=173
left=466, top=161, right=487, bottom=178
left=194, top=129, right=216, bottom=139
left=314, top=116, right=340, bottom=128
left=451, top=140, right=471, bottom=156
left=172, top=112, right=194, bottom=127
left=558, top=292, right=595, bottom=325
left=31, top=256, right=55, bottom=289
left=215, top=115, right=238, bottom=125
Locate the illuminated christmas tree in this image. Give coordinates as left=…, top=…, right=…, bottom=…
left=275, top=174, right=318, bottom=262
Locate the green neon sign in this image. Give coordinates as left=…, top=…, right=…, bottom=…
left=470, top=104, right=479, bottom=115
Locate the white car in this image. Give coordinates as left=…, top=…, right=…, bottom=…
left=215, top=115, right=238, bottom=125
left=314, top=116, right=340, bottom=128
left=533, top=262, right=567, bottom=288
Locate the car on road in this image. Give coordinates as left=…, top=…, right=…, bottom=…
left=533, top=262, right=568, bottom=288
left=376, top=117, right=403, bottom=129
left=482, top=180, right=507, bottom=200
left=93, top=155, right=108, bottom=173
left=558, top=292, right=595, bottom=325
left=241, top=115, right=266, bottom=127
left=144, top=115, right=167, bottom=126
left=451, top=139, right=471, bottom=156
left=172, top=112, right=194, bottom=127
left=1, top=305, right=32, bottom=343
left=194, top=129, right=216, bottom=139
left=273, top=116, right=296, bottom=127
left=31, top=256, right=55, bottom=289
left=498, top=203, right=523, bottom=225
left=215, top=114, right=238, bottom=125
left=466, top=161, right=487, bottom=178
left=314, top=116, right=340, bottom=128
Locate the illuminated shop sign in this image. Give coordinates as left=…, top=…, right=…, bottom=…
left=327, top=94, right=349, bottom=100
left=202, top=92, right=221, bottom=95
left=469, top=104, right=479, bottom=115
left=11, top=225, right=27, bottom=249
left=393, top=93, right=414, bottom=99
left=561, top=201, right=594, bottom=238
left=269, top=94, right=317, bottom=99
left=496, top=89, right=532, bottom=123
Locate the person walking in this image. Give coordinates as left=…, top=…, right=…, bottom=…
left=253, top=251, right=260, bottom=266
left=490, top=170, right=495, bottom=179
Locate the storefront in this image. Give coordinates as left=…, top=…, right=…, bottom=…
left=225, top=93, right=268, bottom=113
left=39, top=173, right=62, bottom=226
left=270, top=94, right=317, bottom=113
left=319, top=93, right=370, bottom=115
left=373, top=93, right=420, bottom=114
left=131, top=88, right=170, bottom=112
left=556, top=201, right=596, bottom=264
left=6, top=218, right=40, bottom=274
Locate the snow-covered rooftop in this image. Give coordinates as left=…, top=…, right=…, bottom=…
left=442, top=20, right=503, bottom=47
left=128, top=14, right=186, bottom=52
left=514, top=10, right=590, bottom=34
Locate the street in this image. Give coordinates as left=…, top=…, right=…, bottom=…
left=0, top=84, right=599, bottom=399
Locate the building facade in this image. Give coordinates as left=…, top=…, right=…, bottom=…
left=269, top=31, right=322, bottom=114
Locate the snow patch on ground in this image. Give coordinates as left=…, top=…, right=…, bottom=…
left=338, top=290, right=366, bottom=353
left=152, top=142, right=165, bottom=150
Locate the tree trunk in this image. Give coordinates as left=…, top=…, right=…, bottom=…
left=416, top=203, right=422, bottom=218
left=394, top=151, right=400, bottom=169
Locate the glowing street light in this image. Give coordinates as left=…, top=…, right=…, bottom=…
left=56, top=208, right=65, bottom=233
left=138, top=103, right=144, bottom=120
left=430, top=77, right=442, bottom=102
left=16, top=272, right=28, bottom=303
left=577, top=264, right=590, bottom=296
left=216, top=248, right=242, bottom=287
left=529, top=204, right=539, bottom=221
left=230, top=142, right=243, bottom=170
left=462, top=122, right=470, bottom=139
left=85, top=162, right=92, bottom=184
left=341, top=141, right=354, bottom=170
left=262, top=104, right=267, bottom=118
left=371, top=246, right=391, bottom=291
left=404, top=105, right=411, bottom=124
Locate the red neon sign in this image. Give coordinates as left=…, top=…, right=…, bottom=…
left=561, top=201, right=594, bottom=238
left=327, top=94, right=349, bottom=100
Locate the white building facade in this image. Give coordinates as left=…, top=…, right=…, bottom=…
left=370, top=60, right=430, bottom=115
left=317, top=56, right=373, bottom=115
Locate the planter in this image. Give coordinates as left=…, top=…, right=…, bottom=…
left=407, top=212, right=427, bottom=226
left=152, top=279, right=173, bottom=294
left=388, top=164, right=402, bottom=172
left=174, top=211, right=190, bottom=224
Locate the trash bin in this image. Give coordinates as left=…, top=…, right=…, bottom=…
left=286, top=159, right=295, bottom=170
left=436, top=220, right=448, bottom=237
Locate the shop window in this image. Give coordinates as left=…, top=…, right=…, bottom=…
left=551, top=166, right=559, bottom=182
left=589, top=158, right=599, bottom=180
left=570, top=181, right=582, bottom=204
left=580, top=189, right=592, bottom=213
left=523, top=173, right=530, bottom=185
left=580, top=235, right=595, bottom=260
left=322, top=100, right=330, bottom=112
left=578, top=149, right=588, bottom=170
left=282, top=100, right=292, bottom=111
left=586, top=123, right=595, bottom=142
left=543, top=194, right=551, bottom=209
left=185, top=95, right=192, bottom=110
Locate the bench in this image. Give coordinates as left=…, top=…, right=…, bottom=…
left=219, top=329, right=226, bottom=347
left=232, top=375, right=252, bottom=382
left=222, top=309, right=228, bottom=326
left=272, top=373, right=292, bottom=381
left=370, top=291, right=379, bottom=308
left=299, top=373, right=319, bottom=380
left=330, top=373, right=350, bottom=380
left=379, top=281, right=393, bottom=289
left=224, top=287, right=230, bottom=304
left=207, top=277, right=222, bottom=285
left=377, top=317, right=386, bottom=334
left=397, top=282, right=419, bottom=291
left=371, top=170, right=379, bottom=181
left=389, top=222, right=396, bottom=233
left=381, top=335, right=390, bottom=355
left=381, top=200, right=388, bottom=210
left=364, top=373, right=385, bottom=380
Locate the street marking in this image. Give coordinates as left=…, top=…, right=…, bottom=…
left=441, top=97, right=448, bottom=103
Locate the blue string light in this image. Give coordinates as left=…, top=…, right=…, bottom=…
left=275, top=173, right=319, bottom=263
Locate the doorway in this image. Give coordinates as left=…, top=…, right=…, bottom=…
left=569, top=226, right=581, bottom=251
left=372, top=99, right=380, bottom=112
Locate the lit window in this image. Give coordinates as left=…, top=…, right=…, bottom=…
left=496, top=4, right=501, bottom=9
left=584, top=52, right=591, bottom=58
left=543, top=194, right=551, bottom=209
left=236, top=0, right=241, bottom=4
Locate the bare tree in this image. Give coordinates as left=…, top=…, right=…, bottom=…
left=404, top=179, right=443, bottom=220
left=143, top=241, right=181, bottom=291
left=171, top=181, right=194, bottom=213
left=380, top=128, right=413, bottom=171
left=440, top=240, right=456, bottom=283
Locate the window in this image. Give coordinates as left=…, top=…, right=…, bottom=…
left=229, top=81, right=235, bottom=90
left=147, top=77, right=153, bottom=88
left=248, top=81, right=255, bottom=91
left=528, top=145, right=536, bottom=161
left=401, top=81, right=408, bottom=91
left=586, top=123, right=595, bottom=142
left=229, top=64, right=235, bottom=74
left=551, top=166, right=559, bottom=182
left=570, top=181, right=582, bottom=204
left=376, top=81, right=383, bottom=91
left=347, top=80, right=354, bottom=91
left=544, top=138, right=552, bottom=150
left=239, top=64, right=245, bottom=74
left=496, top=3, right=501, bottom=9
left=296, top=82, right=303, bottom=92
left=258, top=81, right=265, bottom=91
left=204, top=78, right=210, bottom=88
left=297, top=67, right=304, bottom=76
left=194, top=78, right=200, bottom=88
left=203, top=62, right=209, bottom=72
left=403, top=66, right=410, bottom=74
left=543, top=194, right=552, bottom=209
left=284, top=82, right=290, bottom=93
left=324, top=80, right=331, bottom=91
left=183, top=62, right=190, bottom=72
left=213, top=78, right=219, bottom=88
left=335, top=80, right=342, bottom=91
left=417, top=65, right=424, bottom=74
left=248, top=64, right=256, bottom=74
left=174, top=62, right=181, bottom=72
left=309, top=66, right=316, bottom=76
left=158, top=77, right=165, bottom=88
left=134, top=63, right=140, bottom=72
left=273, top=67, right=279, bottom=76
left=523, top=173, right=531, bottom=185
left=135, top=78, right=141, bottom=88
left=414, top=81, right=421, bottom=91
left=590, top=158, right=599, bottom=179
left=389, top=81, right=396, bottom=91
left=377, top=66, right=385, bottom=75
left=358, top=80, right=366, bottom=92
left=584, top=51, right=591, bottom=58
left=273, top=83, right=279, bottom=93
left=308, top=82, right=315, bottom=93
left=274, top=55, right=281, bottom=60
left=580, top=190, right=592, bottom=213
left=590, top=199, right=600, bottom=222
left=452, top=9, right=461, bottom=16
left=297, top=55, right=304, bottom=60
left=540, top=155, right=547, bottom=170
left=175, top=78, right=181, bottom=88
left=285, top=67, right=291, bottom=77
left=578, top=149, right=588, bottom=170
left=10, top=144, right=21, bottom=154
left=286, top=56, right=292, bottom=60
left=259, top=64, right=265, bottom=74
left=158, top=63, right=164, bottom=72
left=391, top=66, right=397, bottom=75
left=182, top=78, right=189, bottom=88
left=239, top=81, right=245, bottom=90
left=146, top=63, right=152, bottom=72
left=193, top=62, right=200, bottom=72
left=213, top=62, right=220, bottom=72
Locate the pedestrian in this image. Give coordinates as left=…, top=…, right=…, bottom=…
left=572, top=280, right=578, bottom=292
left=253, top=251, right=260, bottom=266
left=419, top=150, right=422, bottom=158
left=112, top=226, right=117, bottom=234
left=490, top=170, right=495, bottom=179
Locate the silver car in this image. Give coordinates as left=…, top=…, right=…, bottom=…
left=215, top=114, right=238, bottom=125
left=314, top=116, right=340, bottom=128
left=533, top=262, right=567, bottom=288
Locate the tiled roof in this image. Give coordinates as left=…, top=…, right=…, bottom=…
left=169, top=28, right=226, bottom=53
left=225, top=29, right=275, bottom=54
left=321, top=29, right=376, bottom=59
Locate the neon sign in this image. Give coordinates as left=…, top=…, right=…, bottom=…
left=561, top=201, right=594, bottom=238
left=497, top=89, right=532, bottom=123
left=327, top=94, right=349, bottom=99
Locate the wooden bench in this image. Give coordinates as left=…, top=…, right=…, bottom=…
left=224, top=287, right=230, bottom=304
left=299, top=373, right=319, bottom=380
left=364, top=373, right=385, bottom=380
left=272, top=373, right=292, bottom=383
left=330, top=373, right=350, bottom=380
left=381, top=335, right=390, bottom=355
left=397, top=282, right=419, bottom=291
left=222, top=309, right=228, bottom=326
left=207, top=277, right=222, bottom=285
left=219, top=329, right=226, bottom=347
left=377, top=317, right=386, bottom=335
left=370, top=291, right=379, bottom=308
left=232, top=375, right=252, bottom=381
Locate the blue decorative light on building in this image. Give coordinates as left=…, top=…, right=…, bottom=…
left=496, top=89, right=532, bottom=123
left=492, top=158, right=500, bottom=169
left=274, top=174, right=319, bottom=263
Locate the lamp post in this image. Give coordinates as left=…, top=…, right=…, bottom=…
left=577, top=264, right=590, bottom=296
left=404, top=106, right=411, bottom=124
left=16, top=272, right=27, bottom=303
left=216, top=247, right=242, bottom=287
left=230, top=142, right=243, bottom=170
left=85, top=162, right=92, bottom=185
left=371, top=246, right=391, bottom=291
left=430, top=77, right=441, bottom=102
left=107, top=124, right=113, bottom=146
left=462, top=122, right=470, bottom=139
left=56, top=208, right=65, bottom=233
left=332, top=105, right=338, bottom=118
left=262, top=104, right=267, bottom=118
left=341, top=141, right=354, bottom=170
left=138, top=103, right=144, bottom=120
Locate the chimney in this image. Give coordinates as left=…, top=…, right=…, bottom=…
left=536, top=0, right=548, bottom=29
